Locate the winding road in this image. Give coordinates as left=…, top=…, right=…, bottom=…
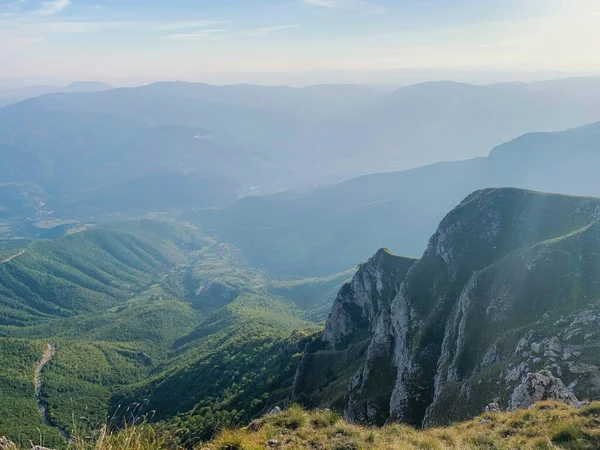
left=34, top=343, right=70, bottom=440
left=0, top=249, right=25, bottom=264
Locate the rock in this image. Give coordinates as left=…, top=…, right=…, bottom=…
left=267, top=439, right=279, bottom=447
left=484, top=403, right=501, bottom=413
left=509, top=370, right=578, bottom=410
left=480, top=418, right=491, bottom=424
left=268, top=406, right=282, bottom=415
left=576, top=401, right=590, bottom=409
left=247, top=419, right=262, bottom=432
left=0, top=437, right=17, bottom=450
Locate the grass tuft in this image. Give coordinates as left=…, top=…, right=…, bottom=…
left=12, top=401, right=600, bottom=450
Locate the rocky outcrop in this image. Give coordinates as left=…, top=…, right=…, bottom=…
left=509, top=371, right=578, bottom=410
left=0, top=437, right=17, bottom=450
left=302, top=188, right=600, bottom=427
left=293, top=249, right=416, bottom=419
left=322, top=249, right=416, bottom=351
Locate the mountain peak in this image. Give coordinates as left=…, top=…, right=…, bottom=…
left=296, top=188, right=600, bottom=428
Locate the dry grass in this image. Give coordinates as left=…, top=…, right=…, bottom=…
left=201, top=402, right=600, bottom=450
left=66, top=424, right=184, bottom=450
left=13, top=401, right=600, bottom=450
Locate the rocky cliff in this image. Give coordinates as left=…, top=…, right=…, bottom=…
left=292, top=250, right=416, bottom=418
left=295, top=188, right=600, bottom=427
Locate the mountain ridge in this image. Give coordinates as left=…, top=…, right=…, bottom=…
left=294, top=188, right=600, bottom=428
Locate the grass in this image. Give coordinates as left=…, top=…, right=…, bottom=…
left=12, top=401, right=598, bottom=449
left=200, top=401, right=600, bottom=450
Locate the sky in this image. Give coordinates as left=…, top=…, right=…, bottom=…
left=1, top=0, right=600, bottom=85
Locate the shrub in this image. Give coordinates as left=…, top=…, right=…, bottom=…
left=271, top=405, right=307, bottom=430
left=213, top=429, right=246, bottom=450
left=311, top=410, right=340, bottom=429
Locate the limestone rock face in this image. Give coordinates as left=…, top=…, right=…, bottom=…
left=509, top=370, right=578, bottom=410
left=298, top=188, right=600, bottom=427
left=293, top=249, right=416, bottom=423
left=322, top=248, right=416, bottom=351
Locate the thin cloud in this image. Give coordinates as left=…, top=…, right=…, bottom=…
left=161, top=29, right=227, bottom=41
left=303, top=0, right=384, bottom=14
left=36, top=0, right=71, bottom=16
left=244, top=25, right=299, bottom=36
left=154, top=20, right=225, bottom=31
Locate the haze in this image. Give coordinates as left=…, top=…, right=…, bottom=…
left=1, top=0, right=600, bottom=85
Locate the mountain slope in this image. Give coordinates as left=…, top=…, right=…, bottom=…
left=293, top=250, right=416, bottom=420
left=0, top=217, right=349, bottom=447
left=0, top=219, right=208, bottom=326
left=209, top=121, right=600, bottom=276
left=306, top=80, right=600, bottom=175
left=295, top=188, right=600, bottom=427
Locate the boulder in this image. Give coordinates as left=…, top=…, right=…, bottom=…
left=509, top=370, right=578, bottom=410
left=484, top=403, right=501, bottom=413
left=0, top=437, right=17, bottom=450
left=268, top=406, right=282, bottom=415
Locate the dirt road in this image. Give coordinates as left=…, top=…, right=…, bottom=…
left=34, top=343, right=70, bottom=440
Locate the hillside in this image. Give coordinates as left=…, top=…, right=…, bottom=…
left=0, top=218, right=347, bottom=448
left=295, top=188, right=600, bottom=427
left=202, top=402, right=600, bottom=450
left=0, top=219, right=209, bottom=326
left=5, top=401, right=600, bottom=449
left=208, top=121, right=600, bottom=276
left=3, top=189, right=600, bottom=448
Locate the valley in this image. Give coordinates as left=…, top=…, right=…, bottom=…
left=1, top=77, right=600, bottom=450
left=34, top=343, right=69, bottom=440
left=4, top=1, right=600, bottom=447
left=0, top=218, right=348, bottom=448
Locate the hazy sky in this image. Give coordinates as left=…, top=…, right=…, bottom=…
left=1, top=0, right=600, bottom=84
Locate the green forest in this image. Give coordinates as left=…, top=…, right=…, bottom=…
left=0, top=218, right=348, bottom=448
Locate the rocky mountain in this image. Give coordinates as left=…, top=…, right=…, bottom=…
left=295, top=188, right=600, bottom=427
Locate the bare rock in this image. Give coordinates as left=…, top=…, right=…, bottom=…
left=268, top=406, right=282, bottom=415
left=0, top=437, right=17, bottom=450
left=484, top=402, right=501, bottom=413
left=509, top=370, right=578, bottom=410
left=247, top=419, right=262, bottom=432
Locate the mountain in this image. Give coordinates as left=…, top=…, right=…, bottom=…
left=0, top=217, right=351, bottom=447
left=139, top=81, right=390, bottom=118
left=0, top=81, right=112, bottom=107
left=0, top=219, right=209, bottom=326
left=295, top=188, right=600, bottom=427
left=208, top=121, right=600, bottom=276
left=3, top=188, right=600, bottom=448
left=2, top=77, right=600, bottom=223
left=302, top=79, right=600, bottom=178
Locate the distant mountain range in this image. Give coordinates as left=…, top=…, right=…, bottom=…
left=1, top=77, right=600, bottom=215
left=0, top=81, right=112, bottom=107
left=1, top=76, right=600, bottom=257
left=210, top=120, right=600, bottom=276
